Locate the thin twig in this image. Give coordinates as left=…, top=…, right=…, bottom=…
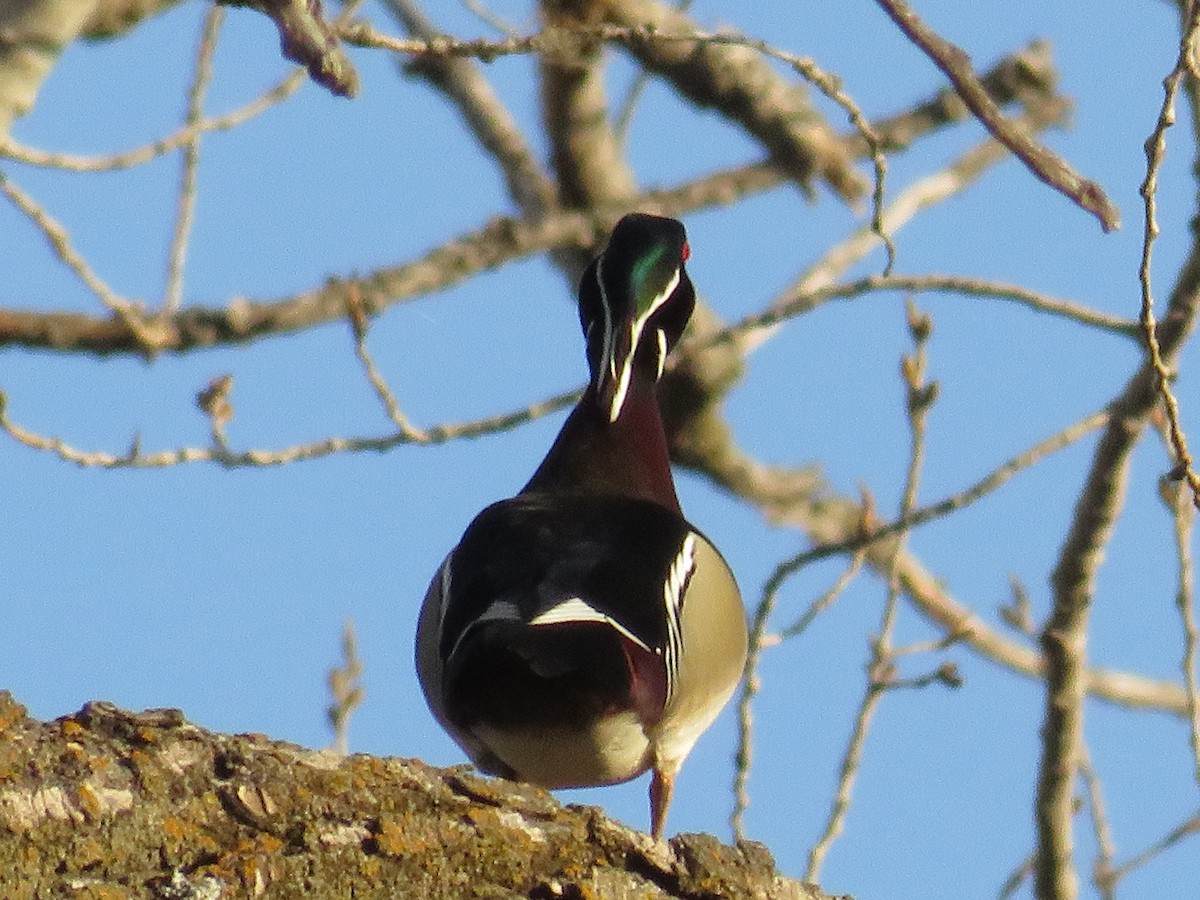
left=999, top=575, right=1037, bottom=636
left=776, top=552, right=868, bottom=643
left=0, top=173, right=126, bottom=314
left=736, top=123, right=1068, bottom=355
left=1036, top=6, right=1200, bottom=895
left=806, top=300, right=937, bottom=880
left=1176, top=488, right=1200, bottom=787
left=731, top=547, right=867, bottom=839
left=730, top=594, right=769, bottom=843
left=804, top=678, right=884, bottom=881
left=872, top=0, right=1120, bottom=232
left=774, top=407, right=1110, bottom=576
left=340, top=18, right=875, bottom=202
left=0, top=72, right=305, bottom=172
left=460, top=0, right=520, bottom=36
left=0, top=172, right=161, bottom=352
left=163, top=6, right=223, bottom=315
left=0, top=385, right=581, bottom=469
left=327, top=620, right=365, bottom=756
left=1105, top=811, right=1200, bottom=887
left=701, top=27, right=894, bottom=271
left=1159, top=456, right=1200, bottom=785
left=611, top=0, right=698, bottom=146
left=1079, top=746, right=1117, bottom=900
left=1138, top=0, right=1200, bottom=508
left=346, top=284, right=430, bottom=442
left=384, top=0, right=557, bottom=221
left=706, top=272, right=1138, bottom=362
left=997, top=852, right=1037, bottom=899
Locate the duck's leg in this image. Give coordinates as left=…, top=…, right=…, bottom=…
left=649, top=765, right=675, bottom=839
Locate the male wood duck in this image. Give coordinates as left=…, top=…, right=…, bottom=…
left=415, top=213, right=748, bottom=839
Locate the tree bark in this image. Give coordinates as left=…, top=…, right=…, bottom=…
left=0, top=692, right=836, bottom=899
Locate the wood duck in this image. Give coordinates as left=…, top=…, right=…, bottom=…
left=415, top=213, right=748, bottom=839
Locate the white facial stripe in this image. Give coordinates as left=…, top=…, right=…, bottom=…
left=594, top=255, right=615, bottom=383
left=607, top=322, right=637, bottom=422
left=530, top=596, right=653, bottom=653
left=655, top=329, right=667, bottom=381
left=606, top=267, right=682, bottom=422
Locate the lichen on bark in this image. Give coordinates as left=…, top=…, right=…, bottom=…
left=0, top=692, right=840, bottom=898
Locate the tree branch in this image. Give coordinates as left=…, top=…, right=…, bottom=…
left=0, top=692, right=828, bottom=898
left=872, top=0, right=1120, bottom=232
left=219, top=0, right=359, bottom=97
left=0, top=0, right=100, bottom=135
left=384, top=0, right=558, bottom=221
left=592, top=0, right=866, bottom=202
left=79, top=0, right=182, bottom=39
left=1035, top=99, right=1200, bottom=900
left=0, top=40, right=1063, bottom=357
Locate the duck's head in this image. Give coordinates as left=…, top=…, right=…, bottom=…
left=578, top=214, right=695, bottom=423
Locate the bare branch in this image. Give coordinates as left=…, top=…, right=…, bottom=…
left=1158, top=457, right=1200, bottom=785
left=0, top=38, right=1062, bottom=358
left=1079, top=747, right=1117, bottom=900
left=734, top=110, right=1069, bottom=354
left=0, top=170, right=163, bottom=353
left=0, top=0, right=100, bottom=135
left=327, top=620, right=365, bottom=756
left=1036, top=6, right=1200, bottom=891
left=776, top=552, right=868, bottom=643
left=873, top=0, right=1120, bottom=232
left=538, top=0, right=636, bottom=211
left=0, top=171, right=784, bottom=356
left=0, top=71, right=305, bottom=171
left=805, top=677, right=883, bottom=881
left=731, top=545, right=867, bottom=840
left=669, top=403, right=1193, bottom=717
left=807, top=300, right=937, bottom=880
left=340, top=8, right=871, bottom=201
left=80, top=0, right=183, bottom=39
left=1139, top=2, right=1200, bottom=508
left=346, top=284, right=429, bottom=441
left=857, top=39, right=1060, bottom=156
left=1105, top=811, right=1200, bottom=888
left=0, top=384, right=581, bottom=468
left=595, top=1, right=866, bottom=203
left=775, top=408, right=1111, bottom=572
left=162, top=6, right=222, bottom=315
left=219, top=0, right=359, bottom=97
left=384, top=0, right=557, bottom=220
left=717, top=271, right=1139, bottom=349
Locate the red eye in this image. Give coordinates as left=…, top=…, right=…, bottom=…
left=681, top=241, right=691, bottom=262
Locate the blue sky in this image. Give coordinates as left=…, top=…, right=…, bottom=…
left=3, top=2, right=1199, bottom=897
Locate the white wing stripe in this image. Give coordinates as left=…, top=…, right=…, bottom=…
left=661, top=533, right=697, bottom=698
left=530, top=597, right=654, bottom=654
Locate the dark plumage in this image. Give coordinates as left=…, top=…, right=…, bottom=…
left=415, top=213, right=747, bottom=838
